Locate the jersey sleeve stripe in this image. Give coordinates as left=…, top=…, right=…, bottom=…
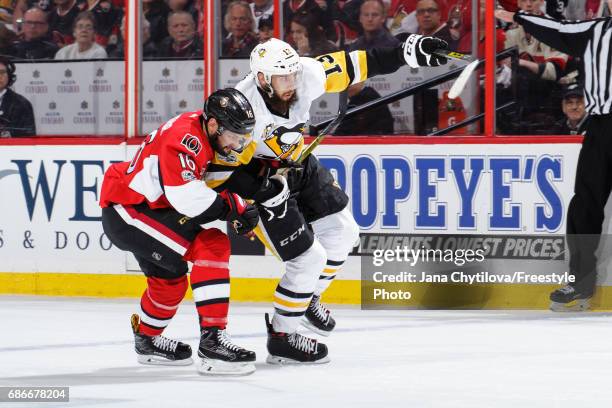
left=349, top=50, right=368, bottom=85
left=165, top=181, right=219, bottom=218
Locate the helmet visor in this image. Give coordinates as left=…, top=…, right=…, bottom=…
left=271, top=71, right=301, bottom=94
left=219, top=128, right=252, bottom=154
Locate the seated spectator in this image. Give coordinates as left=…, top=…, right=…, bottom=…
left=106, top=15, right=157, bottom=59
left=157, top=10, right=202, bottom=58
left=414, top=0, right=458, bottom=49
left=335, top=82, right=394, bottom=135
left=350, top=0, right=399, bottom=50
left=6, top=7, right=58, bottom=60
left=54, top=11, right=107, bottom=59
left=221, top=1, right=257, bottom=58
left=167, top=0, right=198, bottom=22
left=388, top=0, right=418, bottom=36
left=12, top=0, right=53, bottom=34
left=504, top=0, right=568, bottom=133
left=553, top=84, right=587, bottom=135
left=505, top=0, right=567, bottom=82
left=290, top=12, right=336, bottom=57
left=250, top=0, right=273, bottom=33
left=283, top=0, right=335, bottom=42
left=0, top=56, right=36, bottom=137
left=143, top=0, right=169, bottom=45
left=85, top=0, right=122, bottom=46
left=49, top=0, right=85, bottom=47
left=257, top=14, right=273, bottom=43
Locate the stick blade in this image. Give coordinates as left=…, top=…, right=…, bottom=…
left=448, top=59, right=480, bottom=99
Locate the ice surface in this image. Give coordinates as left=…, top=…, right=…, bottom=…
left=1, top=296, right=611, bottom=408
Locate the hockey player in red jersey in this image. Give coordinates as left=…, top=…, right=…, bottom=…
left=100, top=88, right=261, bottom=376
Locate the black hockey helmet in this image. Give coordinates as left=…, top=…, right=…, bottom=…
left=204, top=88, right=255, bottom=135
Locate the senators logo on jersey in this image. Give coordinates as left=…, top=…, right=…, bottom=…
left=181, top=134, right=202, bottom=155
left=263, top=123, right=305, bottom=160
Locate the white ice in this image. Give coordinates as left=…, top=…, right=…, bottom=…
left=1, top=296, right=611, bottom=408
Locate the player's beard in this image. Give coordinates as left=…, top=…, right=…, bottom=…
left=267, top=90, right=298, bottom=115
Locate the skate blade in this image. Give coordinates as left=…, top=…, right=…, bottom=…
left=301, top=319, right=332, bottom=337
left=266, top=354, right=330, bottom=365
left=550, top=298, right=591, bottom=312
left=197, top=358, right=256, bottom=376
left=137, top=354, right=193, bottom=366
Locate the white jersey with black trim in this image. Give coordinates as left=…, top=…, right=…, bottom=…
left=235, top=57, right=327, bottom=161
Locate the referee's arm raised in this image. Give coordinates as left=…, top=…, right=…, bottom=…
left=495, top=9, right=605, bottom=58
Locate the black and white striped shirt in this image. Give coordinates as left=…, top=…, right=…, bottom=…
left=515, top=12, right=612, bottom=115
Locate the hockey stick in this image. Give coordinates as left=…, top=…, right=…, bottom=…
left=297, top=90, right=349, bottom=164
left=298, top=49, right=476, bottom=162
left=432, top=49, right=475, bottom=63
left=431, top=49, right=481, bottom=100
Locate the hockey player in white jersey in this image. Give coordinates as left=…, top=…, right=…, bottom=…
left=207, top=35, right=448, bottom=364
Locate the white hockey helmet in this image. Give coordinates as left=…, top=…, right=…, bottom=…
left=250, top=38, right=302, bottom=97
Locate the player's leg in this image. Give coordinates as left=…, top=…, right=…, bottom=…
left=256, top=198, right=330, bottom=364
left=551, top=118, right=612, bottom=310
left=295, top=154, right=357, bottom=335
left=183, top=228, right=256, bottom=375
left=306, top=206, right=360, bottom=335
left=101, top=204, right=197, bottom=365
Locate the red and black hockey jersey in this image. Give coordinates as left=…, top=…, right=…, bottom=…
left=100, top=111, right=223, bottom=219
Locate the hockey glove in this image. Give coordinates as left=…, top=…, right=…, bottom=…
left=276, top=160, right=305, bottom=193
left=257, top=175, right=290, bottom=221
left=219, top=190, right=260, bottom=235
left=402, top=34, right=448, bottom=68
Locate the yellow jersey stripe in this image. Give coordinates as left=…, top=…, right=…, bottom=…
left=273, top=296, right=311, bottom=309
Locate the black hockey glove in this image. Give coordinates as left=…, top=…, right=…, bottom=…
left=276, top=159, right=305, bottom=193
left=219, top=190, right=259, bottom=235
left=257, top=175, right=290, bottom=221
left=402, top=34, right=448, bottom=68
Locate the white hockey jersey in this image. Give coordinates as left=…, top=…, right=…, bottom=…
left=203, top=49, right=372, bottom=189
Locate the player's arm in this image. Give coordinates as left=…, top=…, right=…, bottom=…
left=159, top=142, right=228, bottom=224
left=498, top=10, right=602, bottom=58
left=158, top=142, right=258, bottom=234
left=315, top=34, right=448, bottom=93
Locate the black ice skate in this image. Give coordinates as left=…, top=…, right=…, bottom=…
left=549, top=285, right=593, bottom=312
left=197, top=327, right=256, bottom=375
left=302, top=295, right=336, bottom=336
left=265, top=313, right=330, bottom=365
left=130, top=314, right=193, bottom=366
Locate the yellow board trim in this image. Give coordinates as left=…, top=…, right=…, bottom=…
left=2, top=272, right=612, bottom=311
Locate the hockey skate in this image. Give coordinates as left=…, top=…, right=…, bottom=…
left=549, top=285, right=593, bottom=312
left=302, top=295, right=336, bottom=336
left=130, top=314, right=193, bottom=366
left=197, top=327, right=256, bottom=376
left=265, top=313, right=330, bottom=365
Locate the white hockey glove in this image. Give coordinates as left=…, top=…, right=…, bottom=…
left=402, top=34, right=448, bottom=68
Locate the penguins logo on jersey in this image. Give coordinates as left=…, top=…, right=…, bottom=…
left=263, top=123, right=305, bottom=160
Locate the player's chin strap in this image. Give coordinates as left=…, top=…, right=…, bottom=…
left=255, top=72, right=275, bottom=98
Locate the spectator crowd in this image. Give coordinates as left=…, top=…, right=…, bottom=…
left=0, top=0, right=602, bottom=136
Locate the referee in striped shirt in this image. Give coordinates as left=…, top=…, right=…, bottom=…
left=496, top=9, right=610, bottom=310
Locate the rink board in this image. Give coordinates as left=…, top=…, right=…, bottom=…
left=2, top=138, right=611, bottom=309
